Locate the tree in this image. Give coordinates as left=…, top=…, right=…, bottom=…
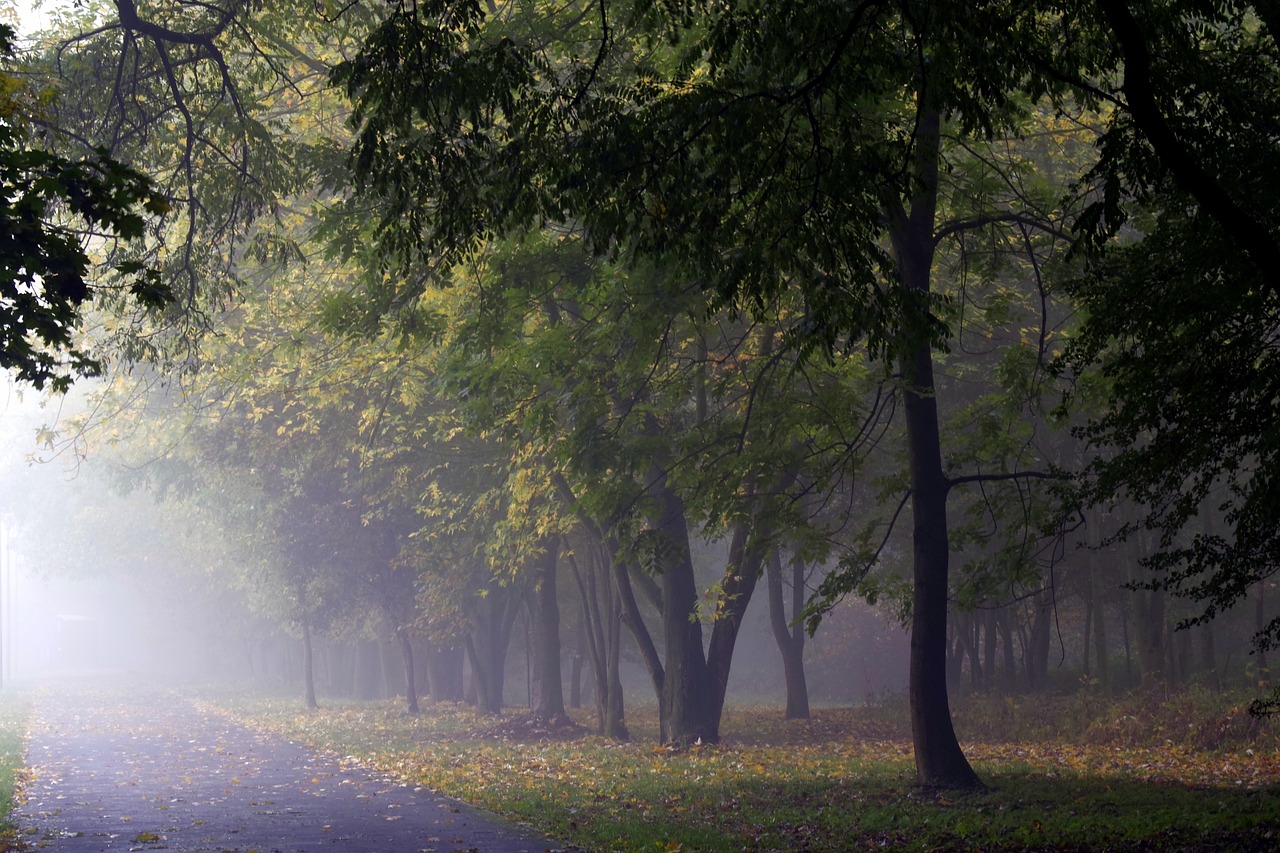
left=334, top=0, right=1100, bottom=787
left=1061, top=1, right=1280, bottom=711
left=0, top=23, right=171, bottom=390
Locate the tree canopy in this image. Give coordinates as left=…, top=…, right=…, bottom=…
left=0, top=22, right=171, bottom=390
left=10, top=0, right=1280, bottom=794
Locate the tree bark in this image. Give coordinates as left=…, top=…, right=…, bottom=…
left=570, top=539, right=628, bottom=739
left=398, top=627, right=419, bottom=715
left=531, top=536, right=568, bottom=723
left=1026, top=587, right=1053, bottom=688
left=554, top=479, right=638, bottom=740
left=301, top=619, right=318, bottom=711
left=767, top=549, right=810, bottom=718
left=466, top=580, right=522, bottom=714
left=982, top=609, right=998, bottom=692
left=1256, top=581, right=1270, bottom=682
left=706, top=512, right=769, bottom=737
left=354, top=640, right=383, bottom=700
left=649, top=470, right=716, bottom=746
left=429, top=642, right=466, bottom=702
left=1089, top=545, right=1111, bottom=690
left=889, top=100, right=983, bottom=790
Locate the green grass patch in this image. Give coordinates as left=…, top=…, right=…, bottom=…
left=212, top=691, right=1280, bottom=852
left=0, top=688, right=31, bottom=852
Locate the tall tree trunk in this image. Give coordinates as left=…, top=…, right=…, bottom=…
left=998, top=608, right=1017, bottom=692
left=429, top=642, right=465, bottom=702
left=1200, top=624, right=1219, bottom=689
left=301, top=619, right=318, bottom=711
left=413, top=637, right=434, bottom=705
left=604, top=582, right=627, bottom=739
left=590, top=543, right=629, bottom=740
left=705, top=344, right=784, bottom=738
left=1082, top=596, right=1094, bottom=678
left=1256, top=581, right=1270, bottom=682
left=1026, top=587, right=1053, bottom=688
left=1121, top=604, right=1135, bottom=687
left=556, top=482, right=636, bottom=740
left=398, top=628, right=419, bottom=715
left=467, top=581, right=522, bottom=714
left=1090, top=550, right=1111, bottom=691
left=650, top=470, right=716, bottom=746
left=531, top=536, right=568, bottom=723
left=355, top=640, right=382, bottom=700
left=1134, top=587, right=1166, bottom=688
left=570, top=621, right=585, bottom=710
left=767, top=550, right=809, bottom=718
left=889, top=100, right=983, bottom=790
left=379, top=640, right=398, bottom=699
left=706, top=508, right=770, bottom=738
left=982, top=608, right=998, bottom=692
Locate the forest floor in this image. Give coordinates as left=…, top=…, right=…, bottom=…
left=8, top=678, right=572, bottom=852
left=212, top=686, right=1280, bottom=852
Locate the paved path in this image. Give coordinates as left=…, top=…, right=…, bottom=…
left=18, top=681, right=575, bottom=852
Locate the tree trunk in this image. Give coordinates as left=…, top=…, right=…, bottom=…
left=767, top=549, right=809, bottom=719
left=890, top=100, right=983, bottom=790
left=355, top=640, right=383, bottom=700
left=567, top=533, right=629, bottom=739
left=1090, top=552, right=1111, bottom=690
left=413, top=636, right=434, bottom=705
left=650, top=470, right=716, bottom=746
left=379, top=639, right=398, bottom=699
left=466, top=580, right=522, bottom=714
left=398, top=628, right=419, bottom=715
left=301, top=619, right=318, bottom=711
left=706, top=509, right=770, bottom=738
left=998, top=608, right=1017, bottom=692
left=982, top=608, right=998, bottom=692
left=570, top=626, right=585, bottom=710
left=1200, top=623, right=1219, bottom=688
left=1026, top=587, right=1053, bottom=688
left=531, top=537, right=568, bottom=723
left=1256, top=581, right=1270, bottom=682
left=1082, top=596, right=1094, bottom=678
left=604, top=582, right=628, bottom=739
left=1134, top=587, right=1166, bottom=687
left=429, top=643, right=465, bottom=702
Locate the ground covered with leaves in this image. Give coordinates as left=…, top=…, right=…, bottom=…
left=215, top=689, right=1280, bottom=852
left=0, top=690, right=30, bottom=852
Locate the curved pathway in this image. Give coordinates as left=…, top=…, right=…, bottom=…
left=18, top=680, right=575, bottom=852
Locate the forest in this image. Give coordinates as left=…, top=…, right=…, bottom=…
left=1, top=1, right=1279, bottom=850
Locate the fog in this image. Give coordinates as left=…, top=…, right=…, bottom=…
left=0, top=380, right=910, bottom=707
left=0, top=384, right=248, bottom=684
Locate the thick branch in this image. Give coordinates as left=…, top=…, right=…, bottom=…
left=115, top=0, right=241, bottom=47
left=946, top=469, right=1064, bottom=489
left=933, top=211, right=1073, bottom=247
left=1099, top=0, right=1280, bottom=294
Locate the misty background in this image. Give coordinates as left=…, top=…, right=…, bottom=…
left=0, top=383, right=910, bottom=706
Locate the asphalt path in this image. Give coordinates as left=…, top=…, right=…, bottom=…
left=18, top=680, right=576, bottom=853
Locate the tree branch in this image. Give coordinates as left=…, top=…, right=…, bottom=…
left=1098, top=0, right=1280, bottom=295
left=947, top=469, right=1064, bottom=489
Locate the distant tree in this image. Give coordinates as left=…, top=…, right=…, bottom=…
left=333, top=0, right=1102, bottom=788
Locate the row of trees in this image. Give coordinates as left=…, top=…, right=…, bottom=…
left=5, top=0, right=1278, bottom=790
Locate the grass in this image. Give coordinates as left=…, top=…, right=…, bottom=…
left=210, top=688, right=1280, bottom=852
left=0, top=689, right=30, bottom=852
